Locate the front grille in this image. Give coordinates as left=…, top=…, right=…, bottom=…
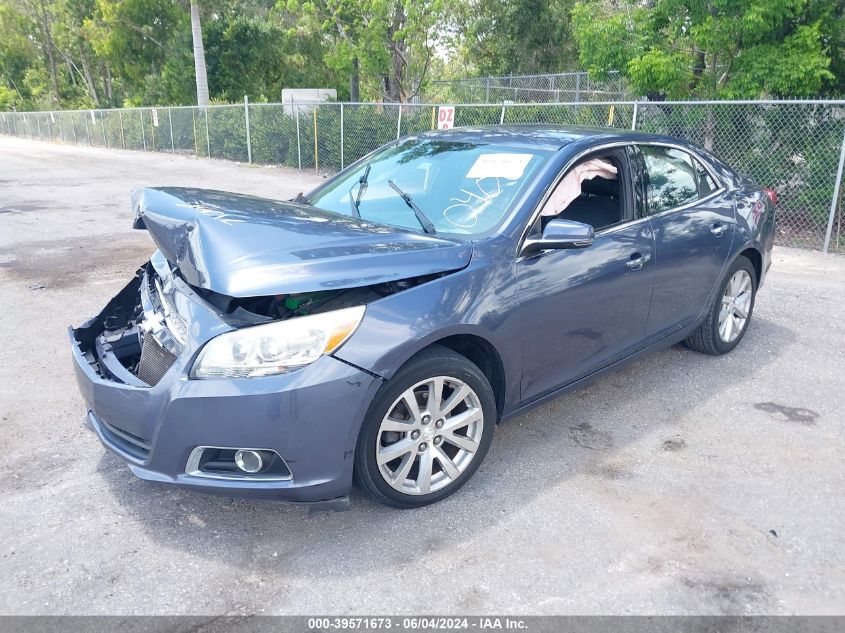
left=136, top=334, right=177, bottom=386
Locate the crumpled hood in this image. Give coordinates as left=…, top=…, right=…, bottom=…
left=131, top=187, right=472, bottom=297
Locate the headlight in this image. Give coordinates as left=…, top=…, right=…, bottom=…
left=192, top=306, right=365, bottom=379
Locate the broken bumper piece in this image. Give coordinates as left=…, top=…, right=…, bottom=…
left=68, top=262, right=381, bottom=504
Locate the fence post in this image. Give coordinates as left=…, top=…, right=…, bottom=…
left=244, top=96, right=252, bottom=163
left=72, top=115, right=78, bottom=144
left=313, top=108, right=319, bottom=173
left=396, top=105, right=402, bottom=140
left=36, top=114, right=42, bottom=140
left=500, top=104, right=506, bottom=124
left=295, top=106, right=302, bottom=170
left=204, top=107, right=210, bottom=157
left=101, top=111, right=107, bottom=146
left=85, top=112, right=92, bottom=146
left=485, top=78, right=491, bottom=102
left=575, top=73, right=581, bottom=102
left=823, top=122, right=845, bottom=253
left=340, top=103, right=344, bottom=170
left=168, top=107, right=175, bottom=153
left=119, top=110, right=126, bottom=149
left=631, top=102, right=639, bottom=130
left=191, top=108, right=198, bottom=156
left=140, top=110, right=147, bottom=151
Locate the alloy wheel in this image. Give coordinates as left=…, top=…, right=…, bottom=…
left=719, top=269, right=752, bottom=343
left=375, top=376, right=484, bottom=495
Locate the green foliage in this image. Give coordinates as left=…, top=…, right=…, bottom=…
left=288, top=0, right=446, bottom=101
left=0, top=85, right=21, bottom=110
left=572, top=0, right=844, bottom=99
left=453, top=0, right=580, bottom=76
left=2, top=0, right=845, bottom=112
left=0, top=0, right=349, bottom=110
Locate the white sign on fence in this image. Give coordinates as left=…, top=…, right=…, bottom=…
left=91, top=111, right=96, bottom=124
left=152, top=108, right=159, bottom=127
left=438, top=106, right=455, bottom=130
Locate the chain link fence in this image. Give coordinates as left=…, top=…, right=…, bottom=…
left=2, top=99, right=844, bottom=252
left=424, top=71, right=630, bottom=103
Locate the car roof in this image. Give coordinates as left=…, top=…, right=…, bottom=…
left=415, top=124, right=673, bottom=151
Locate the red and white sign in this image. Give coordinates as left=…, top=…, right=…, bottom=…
left=437, top=106, right=455, bottom=130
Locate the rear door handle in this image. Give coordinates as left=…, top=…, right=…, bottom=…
left=711, top=222, right=726, bottom=237
left=626, top=253, right=652, bottom=270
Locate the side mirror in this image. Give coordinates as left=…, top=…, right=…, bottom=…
left=521, top=218, right=595, bottom=256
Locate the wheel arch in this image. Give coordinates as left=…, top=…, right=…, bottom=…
left=391, top=332, right=507, bottom=423
left=429, top=334, right=506, bottom=422
left=734, top=244, right=763, bottom=284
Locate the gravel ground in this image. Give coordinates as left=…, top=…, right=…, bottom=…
left=0, top=136, right=843, bottom=616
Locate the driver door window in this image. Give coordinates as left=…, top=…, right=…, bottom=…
left=538, top=153, right=627, bottom=231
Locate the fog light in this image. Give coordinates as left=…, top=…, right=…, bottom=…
left=234, top=449, right=264, bottom=473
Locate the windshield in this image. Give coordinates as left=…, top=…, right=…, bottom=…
left=307, top=139, right=551, bottom=236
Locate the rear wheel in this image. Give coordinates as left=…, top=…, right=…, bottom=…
left=686, top=255, right=757, bottom=355
left=354, top=346, right=496, bottom=508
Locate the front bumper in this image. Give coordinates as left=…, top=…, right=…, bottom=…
left=69, top=266, right=381, bottom=503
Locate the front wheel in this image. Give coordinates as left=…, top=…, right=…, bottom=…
left=686, top=255, right=757, bottom=355
left=354, top=346, right=496, bottom=508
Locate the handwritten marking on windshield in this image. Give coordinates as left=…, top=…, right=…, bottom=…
left=444, top=178, right=504, bottom=229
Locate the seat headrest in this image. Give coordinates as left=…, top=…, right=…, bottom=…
left=581, top=176, right=618, bottom=197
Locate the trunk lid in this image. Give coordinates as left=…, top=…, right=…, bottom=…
left=132, top=187, right=472, bottom=297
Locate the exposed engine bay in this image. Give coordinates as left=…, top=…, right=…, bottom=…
left=192, top=273, right=446, bottom=323
left=72, top=257, right=448, bottom=388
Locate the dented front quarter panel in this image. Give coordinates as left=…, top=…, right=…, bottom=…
left=334, top=236, right=524, bottom=414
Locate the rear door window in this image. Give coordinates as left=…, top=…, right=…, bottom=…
left=639, top=146, right=700, bottom=214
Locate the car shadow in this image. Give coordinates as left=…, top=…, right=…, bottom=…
left=97, top=316, right=793, bottom=580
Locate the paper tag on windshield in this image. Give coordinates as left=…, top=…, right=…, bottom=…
left=466, top=153, right=533, bottom=180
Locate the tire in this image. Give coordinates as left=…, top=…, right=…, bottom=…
left=354, top=345, right=496, bottom=508
left=685, top=255, right=757, bottom=355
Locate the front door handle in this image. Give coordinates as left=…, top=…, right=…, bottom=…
left=711, top=222, right=726, bottom=237
left=626, top=253, right=652, bottom=270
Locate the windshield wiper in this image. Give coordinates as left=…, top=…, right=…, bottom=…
left=388, top=180, right=437, bottom=235
left=292, top=191, right=309, bottom=205
left=348, top=164, right=371, bottom=218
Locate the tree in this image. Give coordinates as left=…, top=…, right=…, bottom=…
left=452, top=0, right=580, bottom=76
left=292, top=0, right=446, bottom=102
left=190, top=0, right=209, bottom=105
left=0, top=4, right=38, bottom=108
left=14, top=0, right=61, bottom=105
left=572, top=0, right=842, bottom=99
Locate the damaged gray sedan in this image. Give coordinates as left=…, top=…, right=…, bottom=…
left=70, top=126, right=775, bottom=508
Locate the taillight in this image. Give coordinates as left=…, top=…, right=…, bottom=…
left=763, top=188, right=778, bottom=205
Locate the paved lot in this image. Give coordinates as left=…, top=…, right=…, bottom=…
left=0, top=136, right=843, bottom=615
